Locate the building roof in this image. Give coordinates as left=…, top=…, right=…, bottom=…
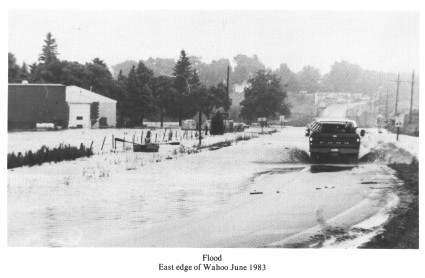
left=9, top=83, right=64, bottom=87
left=66, top=86, right=117, bottom=104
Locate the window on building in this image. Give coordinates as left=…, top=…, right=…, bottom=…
left=77, top=116, right=83, bottom=120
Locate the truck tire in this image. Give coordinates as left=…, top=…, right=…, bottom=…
left=347, top=154, right=359, bottom=164
left=310, top=152, right=319, bottom=163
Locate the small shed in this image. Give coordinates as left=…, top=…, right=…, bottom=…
left=66, top=86, right=117, bottom=128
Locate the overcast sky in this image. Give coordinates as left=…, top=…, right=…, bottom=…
left=8, top=10, right=419, bottom=74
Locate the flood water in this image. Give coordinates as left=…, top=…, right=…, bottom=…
left=8, top=155, right=399, bottom=247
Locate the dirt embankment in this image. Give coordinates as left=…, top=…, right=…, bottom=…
left=359, top=142, right=419, bottom=249
left=359, top=142, right=415, bottom=164
left=360, top=159, right=419, bottom=249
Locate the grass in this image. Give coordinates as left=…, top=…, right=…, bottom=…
left=235, top=133, right=258, bottom=142
left=196, top=133, right=258, bottom=150
left=360, top=158, right=419, bottom=249
left=199, top=140, right=233, bottom=150
left=8, top=143, right=94, bottom=169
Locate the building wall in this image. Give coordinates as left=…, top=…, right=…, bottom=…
left=68, top=103, right=91, bottom=128
left=97, top=102, right=116, bottom=127
left=8, top=85, right=69, bottom=129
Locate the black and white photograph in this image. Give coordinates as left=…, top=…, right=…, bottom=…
left=3, top=1, right=424, bottom=277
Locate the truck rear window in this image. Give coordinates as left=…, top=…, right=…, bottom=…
left=320, top=124, right=356, bottom=134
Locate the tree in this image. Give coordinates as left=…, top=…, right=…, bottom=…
left=233, top=54, right=266, bottom=85
left=17, top=62, right=29, bottom=81
left=121, top=62, right=156, bottom=126
left=8, top=53, right=20, bottom=82
left=58, top=60, right=89, bottom=87
left=39, top=32, right=59, bottom=65
left=192, top=58, right=232, bottom=87
left=321, top=61, right=361, bottom=92
left=173, top=50, right=193, bottom=125
left=143, top=57, right=175, bottom=77
left=273, top=63, right=298, bottom=92
left=210, top=112, right=225, bottom=135
left=240, top=70, right=290, bottom=123
left=111, top=60, right=137, bottom=78
left=85, top=58, right=114, bottom=97
left=296, top=65, right=321, bottom=93
left=200, top=83, right=230, bottom=118
left=152, top=75, right=175, bottom=127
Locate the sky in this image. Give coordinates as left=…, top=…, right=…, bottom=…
left=8, top=10, right=419, bottom=74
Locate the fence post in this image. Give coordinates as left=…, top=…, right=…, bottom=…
left=101, top=136, right=106, bottom=150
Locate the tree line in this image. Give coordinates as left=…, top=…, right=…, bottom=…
left=9, top=32, right=416, bottom=126
left=8, top=33, right=231, bottom=127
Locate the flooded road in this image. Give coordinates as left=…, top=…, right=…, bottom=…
left=103, top=163, right=399, bottom=247
left=8, top=161, right=400, bottom=247
left=8, top=127, right=405, bottom=247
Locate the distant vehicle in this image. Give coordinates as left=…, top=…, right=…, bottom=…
left=182, top=119, right=197, bottom=130
left=36, top=123, right=56, bottom=130
left=305, top=118, right=365, bottom=164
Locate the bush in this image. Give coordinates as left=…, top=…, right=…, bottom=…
left=210, top=112, right=225, bottom=135
left=7, top=144, right=94, bottom=169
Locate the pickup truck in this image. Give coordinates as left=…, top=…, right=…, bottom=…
left=306, top=118, right=365, bottom=164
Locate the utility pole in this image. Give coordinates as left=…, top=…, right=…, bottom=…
left=198, top=110, right=202, bottom=146
left=394, top=73, right=400, bottom=116
left=409, top=70, right=415, bottom=124
left=226, top=65, right=230, bottom=112
left=391, top=73, right=410, bottom=117
left=385, top=87, right=389, bottom=118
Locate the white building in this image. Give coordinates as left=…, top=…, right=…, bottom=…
left=233, top=81, right=249, bottom=94
left=66, top=86, right=117, bottom=128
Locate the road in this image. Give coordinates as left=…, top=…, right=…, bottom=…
left=321, top=101, right=366, bottom=118
left=103, top=162, right=400, bottom=248
left=8, top=124, right=405, bottom=247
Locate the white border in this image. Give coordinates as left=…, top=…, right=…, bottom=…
left=2, top=1, right=424, bottom=277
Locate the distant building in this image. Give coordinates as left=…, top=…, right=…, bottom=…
left=233, top=81, right=249, bottom=94
left=8, top=82, right=69, bottom=130
left=66, top=86, right=117, bottom=128
left=7, top=82, right=117, bottom=130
